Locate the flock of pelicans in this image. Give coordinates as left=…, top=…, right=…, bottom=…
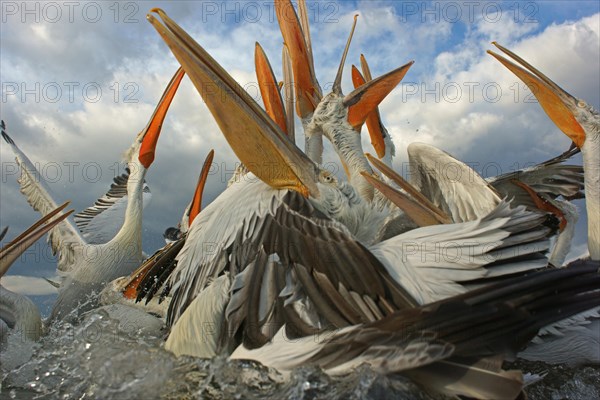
left=1, top=2, right=599, bottom=399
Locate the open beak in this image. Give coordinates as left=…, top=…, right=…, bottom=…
left=345, top=61, right=414, bottom=132
left=366, top=154, right=451, bottom=224
left=147, top=9, right=321, bottom=198
left=352, top=63, right=387, bottom=158
left=255, top=42, right=288, bottom=136
left=275, top=0, right=321, bottom=118
left=188, top=149, right=214, bottom=226
left=138, top=67, right=186, bottom=168
left=0, top=202, right=73, bottom=277
left=121, top=238, right=185, bottom=301
left=360, top=172, right=445, bottom=227
left=488, top=42, right=586, bottom=148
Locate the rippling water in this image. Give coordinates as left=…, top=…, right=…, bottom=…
left=1, top=307, right=598, bottom=399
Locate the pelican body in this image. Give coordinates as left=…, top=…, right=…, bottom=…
left=2, top=69, right=185, bottom=322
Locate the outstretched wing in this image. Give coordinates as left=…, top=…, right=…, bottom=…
left=488, top=146, right=584, bottom=209
left=140, top=178, right=416, bottom=351
left=371, top=200, right=555, bottom=304
left=407, top=142, right=501, bottom=223
left=233, top=263, right=600, bottom=398
left=2, top=122, right=83, bottom=273
left=74, top=169, right=151, bottom=244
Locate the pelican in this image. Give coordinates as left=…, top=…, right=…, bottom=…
left=2, top=121, right=149, bottom=265
left=489, top=42, right=599, bottom=261
left=349, top=53, right=583, bottom=264
left=276, top=4, right=414, bottom=203
left=99, top=149, right=215, bottom=318
left=161, top=150, right=215, bottom=244
left=2, top=69, right=185, bottom=322
left=278, top=2, right=478, bottom=209
left=145, top=9, right=555, bottom=368
left=489, top=42, right=600, bottom=365
left=278, top=0, right=584, bottom=240
left=1, top=203, right=73, bottom=343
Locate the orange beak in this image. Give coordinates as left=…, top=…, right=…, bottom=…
left=188, top=150, right=215, bottom=226
left=345, top=61, right=414, bottom=132
left=255, top=42, right=288, bottom=136
left=488, top=42, right=586, bottom=148
left=138, top=67, right=186, bottom=168
left=275, top=0, right=321, bottom=118
left=351, top=64, right=387, bottom=158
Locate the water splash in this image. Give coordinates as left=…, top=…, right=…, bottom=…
left=1, top=307, right=598, bottom=399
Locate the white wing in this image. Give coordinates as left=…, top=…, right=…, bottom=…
left=74, top=169, right=151, bottom=244
left=371, top=201, right=552, bottom=304
left=488, top=146, right=584, bottom=209
left=231, top=325, right=453, bottom=376
left=407, top=142, right=501, bottom=223
left=2, top=123, right=83, bottom=273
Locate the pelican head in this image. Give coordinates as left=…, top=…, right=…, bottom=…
left=488, top=42, right=598, bottom=149
left=148, top=8, right=323, bottom=199
left=489, top=42, right=599, bottom=260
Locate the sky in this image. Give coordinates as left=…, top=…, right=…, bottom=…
left=1, top=1, right=599, bottom=303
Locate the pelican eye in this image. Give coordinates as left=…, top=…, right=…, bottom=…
left=577, top=100, right=587, bottom=108
left=320, top=172, right=335, bottom=183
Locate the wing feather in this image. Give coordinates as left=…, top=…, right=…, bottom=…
left=407, top=142, right=501, bottom=223
left=233, top=264, right=599, bottom=397
left=2, top=124, right=83, bottom=273
left=151, top=178, right=415, bottom=352
left=73, top=169, right=151, bottom=244
left=371, top=201, right=553, bottom=304
left=488, top=146, right=584, bottom=207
